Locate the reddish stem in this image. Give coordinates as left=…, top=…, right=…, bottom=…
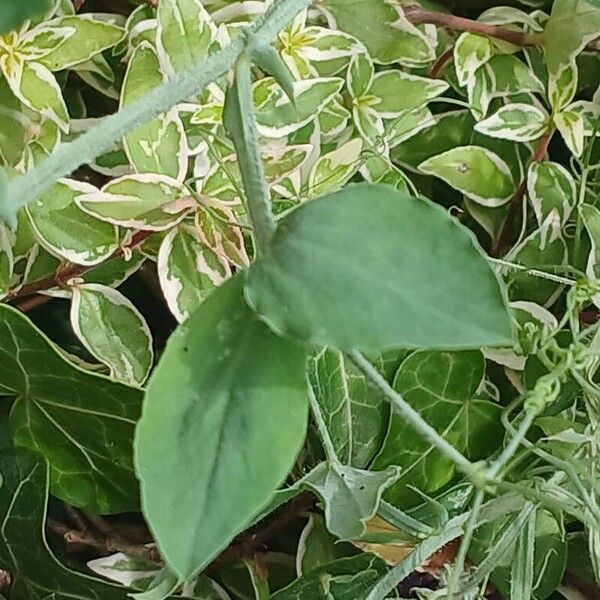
left=429, top=46, right=455, bottom=78
left=491, top=129, right=553, bottom=257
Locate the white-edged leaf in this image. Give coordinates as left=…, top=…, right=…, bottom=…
left=2, top=59, right=69, bottom=131
left=157, top=224, right=231, bottom=323
left=554, top=109, right=585, bottom=157
left=76, top=174, right=194, bottom=231
left=548, top=60, right=578, bottom=112
left=581, top=203, right=600, bottom=308
left=70, top=282, right=153, bottom=385
left=527, top=161, right=576, bottom=227
left=318, top=95, right=351, bottom=139
left=454, top=32, right=493, bottom=87
left=18, top=24, right=76, bottom=62
left=0, top=223, right=13, bottom=300
left=308, top=138, right=362, bottom=196
left=36, top=15, right=124, bottom=71
left=157, top=0, right=218, bottom=76
left=419, top=146, right=514, bottom=207
left=26, top=179, right=119, bottom=265
left=87, top=552, right=159, bottom=587
left=474, top=103, right=549, bottom=142
left=254, top=77, right=344, bottom=138
left=347, top=51, right=374, bottom=99
left=467, top=65, right=493, bottom=120
left=121, top=42, right=187, bottom=181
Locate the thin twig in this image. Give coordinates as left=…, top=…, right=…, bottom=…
left=429, top=46, right=454, bottom=78
left=492, top=128, right=554, bottom=257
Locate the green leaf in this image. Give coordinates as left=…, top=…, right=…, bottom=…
left=254, top=76, right=344, bottom=137
left=135, top=274, right=308, bottom=580
left=543, top=0, right=600, bottom=75
left=70, top=283, right=153, bottom=386
left=372, top=351, right=503, bottom=506
left=245, top=183, right=513, bottom=352
left=37, top=15, right=124, bottom=71
left=157, top=223, right=231, bottom=323
left=270, top=554, right=387, bottom=600
left=321, top=0, right=434, bottom=66
left=554, top=109, right=585, bottom=157
left=419, top=146, right=515, bottom=207
left=581, top=203, right=600, bottom=301
left=308, top=138, right=362, bottom=196
left=0, top=0, right=52, bottom=34
left=347, top=52, right=374, bottom=99
left=26, top=178, right=119, bottom=266
left=0, top=448, right=131, bottom=599
left=308, top=347, right=388, bottom=467
left=302, top=461, right=400, bottom=539
left=548, top=61, right=578, bottom=112
left=121, top=42, right=187, bottom=181
left=157, top=0, right=218, bottom=76
left=474, top=103, right=549, bottom=143
left=0, top=223, right=13, bottom=300
left=510, top=502, right=536, bottom=600
left=0, top=305, right=142, bottom=513
left=527, top=161, right=576, bottom=227
left=77, top=174, right=194, bottom=231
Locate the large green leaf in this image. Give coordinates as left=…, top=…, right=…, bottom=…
left=245, top=184, right=513, bottom=352
left=135, top=274, right=308, bottom=581
left=308, top=348, right=388, bottom=467
left=0, top=0, right=51, bottom=35
left=0, top=305, right=142, bottom=513
left=372, top=350, right=503, bottom=506
left=0, top=448, right=131, bottom=599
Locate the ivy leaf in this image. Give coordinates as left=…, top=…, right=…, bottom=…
left=245, top=183, right=513, bottom=352
left=308, top=348, right=388, bottom=468
left=419, top=146, right=515, bottom=207
left=121, top=42, right=187, bottom=181
left=36, top=15, right=125, bottom=71
left=26, top=178, right=119, bottom=266
left=70, top=283, right=154, bottom=386
left=302, top=461, right=401, bottom=540
left=0, top=305, right=142, bottom=513
left=543, top=0, right=600, bottom=75
left=271, top=553, right=387, bottom=600
left=372, top=351, right=503, bottom=507
left=76, top=174, right=194, bottom=231
left=474, top=103, right=549, bottom=143
left=156, top=0, right=218, bottom=76
left=135, top=274, right=308, bottom=581
left=157, top=223, right=231, bottom=323
left=0, top=448, right=131, bottom=599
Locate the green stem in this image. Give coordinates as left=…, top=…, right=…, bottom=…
left=306, top=377, right=339, bottom=463
left=225, top=54, right=276, bottom=255
left=346, top=350, right=479, bottom=479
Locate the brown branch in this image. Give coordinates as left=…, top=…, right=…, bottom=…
left=403, top=5, right=600, bottom=52
left=491, top=129, right=554, bottom=257
left=429, top=46, right=454, bottom=78
left=47, top=518, right=161, bottom=563
left=7, top=230, right=153, bottom=309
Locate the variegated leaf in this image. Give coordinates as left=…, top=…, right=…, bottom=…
left=26, top=179, right=118, bottom=265
left=319, top=95, right=351, bottom=140
left=157, top=0, right=218, bottom=76
left=70, top=282, right=153, bottom=385
left=0, top=223, right=13, bottom=300
left=419, top=146, right=514, bottom=207
left=254, top=77, right=344, bottom=138
left=474, top=103, right=549, bottom=142
left=581, top=203, right=600, bottom=308
left=527, top=161, right=576, bottom=227
left=347, top=51, right=374, bottom=99
left=121, top=42, right=187, bottom=181
left=76, top=174, right=194, bottom=231
left=308, top=138, right=362, bottom=196
left=158, top=223, right=231, bottom=323
left=548, top=61, right=578, bottom=112
left=554, top=109, right=585, bottom=157
left=454, top=32, right=493, bottom=87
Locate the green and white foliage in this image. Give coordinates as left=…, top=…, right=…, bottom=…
left=0, top=0, right=599, bottom=598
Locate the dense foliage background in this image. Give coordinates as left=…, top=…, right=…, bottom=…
left=0, top=0, right=599, bottom=597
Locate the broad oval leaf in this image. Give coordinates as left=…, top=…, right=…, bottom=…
left=135, top=274, right=308, bottom=580
left=527, top=161, right=576, bottom=227
left=474, top=103, right=549, bottom=143
left=0, top=305, right=142, bottom=513
left=26, top=178, right=119, bottom=266
left=454, top=32, right=493, bottom=87
left=419, top=145, right=515, bottom=207
left=70, top=283, right=153, bottom=386
left=245, top=183, right=513, bottom=352
left=76, top=173, right=195, bottom=231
